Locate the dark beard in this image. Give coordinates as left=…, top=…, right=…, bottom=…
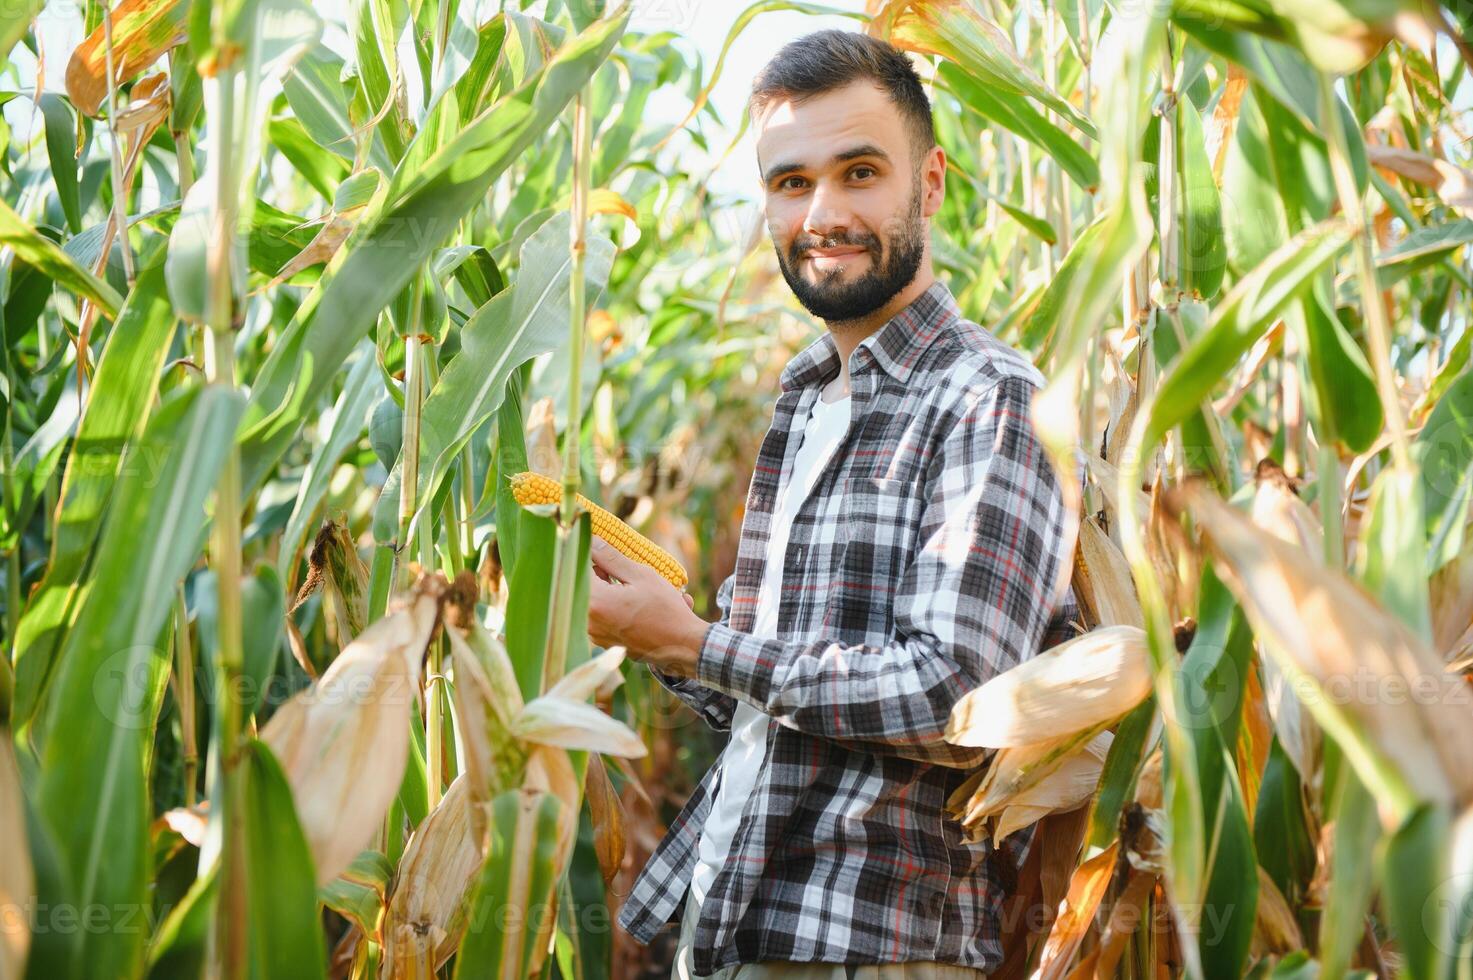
left=775, top=177, right=926, bottom=322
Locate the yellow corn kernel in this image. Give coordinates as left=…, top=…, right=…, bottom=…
left=509, top=471, right=689, bottom=589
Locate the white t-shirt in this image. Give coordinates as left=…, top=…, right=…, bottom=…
left=687, top=383, right=852, bottom=911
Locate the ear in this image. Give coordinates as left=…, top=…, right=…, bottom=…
left=922, top=144, right=946, bottom=218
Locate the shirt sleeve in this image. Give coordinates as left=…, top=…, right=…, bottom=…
left=647, top=571, right=739, bottom=732
left=692, top=374, right=1074, bottom=768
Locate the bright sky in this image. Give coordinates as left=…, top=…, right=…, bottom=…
left=629, top=0, right=869, bottom=199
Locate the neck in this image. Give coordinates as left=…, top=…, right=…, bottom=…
left=825, top=266, right=936, bottom=392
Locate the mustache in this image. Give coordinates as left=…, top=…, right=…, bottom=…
left=790, top=231, right=880, bottom=257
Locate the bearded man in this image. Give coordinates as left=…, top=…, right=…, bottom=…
left=588, top=29, right=1081, bottom=980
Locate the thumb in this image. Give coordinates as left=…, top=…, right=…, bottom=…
left=590, top=536, right=642, bottom=578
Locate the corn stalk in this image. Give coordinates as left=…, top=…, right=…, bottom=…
left=542, top=88, right=594, bottom=692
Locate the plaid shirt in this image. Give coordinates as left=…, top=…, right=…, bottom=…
left=616, top=280, right=1082, bottom=975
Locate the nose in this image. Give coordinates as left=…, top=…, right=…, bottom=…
left=801, top=180, right=853, bottom=244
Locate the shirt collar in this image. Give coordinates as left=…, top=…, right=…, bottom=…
left=778, top=279, right=962, bottom=393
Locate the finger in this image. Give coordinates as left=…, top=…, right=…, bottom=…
left=683, top=593, right=694, bottom=610
left=590, top=537, right=645, bottom=580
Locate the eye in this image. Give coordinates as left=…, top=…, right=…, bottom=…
left=851, top=165, right=876, bottom=180
left=778, top=175, right=806, bottom=190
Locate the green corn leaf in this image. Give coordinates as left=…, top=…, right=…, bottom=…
left=0, top=198, right=122, bottom=316
left=36, top=384, right=243, bottom=978
left=238, top=7, right=631, bottom=496
left=1146, top=217, right=1353, bottom=452
left=240, top=739, right=329, bottom=979
left=10, top=256, right=179, bottom=727
left=454, top=788, right=566, bottom=979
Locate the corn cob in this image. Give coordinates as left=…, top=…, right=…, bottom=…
left=944, top=624, right=1151, bottom=748
left=509, top=471, right=689, bottom=589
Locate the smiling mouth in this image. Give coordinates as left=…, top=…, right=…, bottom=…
left=804, top=247, right=869, bottom=269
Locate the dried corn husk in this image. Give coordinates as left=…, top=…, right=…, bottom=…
left=992, top=804, right=1054, bottom=846
left=262, top=573, right=445, bottom=885
left=1169, top=480, right=1473, bottom=809
left=990, top=732, right=1113, bottom=845
left=524, top=397, right=559, bottom=477
left=947, top=625, right=1151, bottom=747
left=1101, top=348, right=1138, bottom=470
left=1134, top=749, right=1164, bottom=810
left=512, top=696, right=646, bottom=758
left=1087, top=455, right=1180, bottom=612
left=1250, top=864, right=1305, bottom=959
left=1431, top=531, right=1473, bottom=660
left=1447, top=622, right=1473, bottom=673
left=1090, top=868, right=1157, bottom=978
left=585, top=753, right=626, bottom=886
left=950, top=728, right=1098, bottom=829
left=1249, top=459, right=1324, bottom=789
left=1086, top=454, right=1150, bottom=545
left=1250, top=458, right=1322, bottom=557
left=546, top=647, right=626, bottom=702
left=1035, top=841, right=1120, bottom=980
left=380, top=776, right=482, bottom=979
left=1073, top=516, right=1144, bottom=629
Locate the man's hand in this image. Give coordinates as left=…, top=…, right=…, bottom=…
left=587, top=538, right=710, bottom=679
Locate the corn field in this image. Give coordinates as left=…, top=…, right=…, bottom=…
left=0, top=0, right=1470, bottom=974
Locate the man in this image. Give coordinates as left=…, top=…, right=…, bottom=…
left=587, top=29, right=1080, bottom=980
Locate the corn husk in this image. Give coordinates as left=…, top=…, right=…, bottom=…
left=524, top=397, right=559, bottom=477
left=1091, top=868, right=1157, bottom=978
left=1087, top=455, right=1182, bottom=614
left=1073, top=515, right=1145, bottom=629
left=546, top=647, right=626, bottom=702
left=1085, top=454, right=1150, bottom=547
left=1249, top=459, right=1324, bottom=790
left=991, top=731, right=1113, bottom=845
left=585, top=753, right=626, bottom=886
left=1134, top=749, right=1164, bottom=810
left=992, top=804, right=1055, bottom=845
left=262, top=573, right=444, bottom=885
left=512, top=696, right=646, bottom=758
left=950, top=727, right=1098, bottom=829
left=1447, top=622, right=1473, bottom=673
left=522, top=745, right=581, bottom=896
left=947, top=625, right=1152, bottom=747
left=1250, top=864, right=1305, bottom=959
left=1035, top=841, right=1120, bottom=980
left=448, top=618, right=527, bottom=844
left=1169, top=480, right=1473, bottom=809
left=1249, top=458, right=1322, bottom=557
left=158, top=806, right=208, bottom=848
left=1101, top=349, right=1139, bottom=470
left=1431, top=530, right=1473, bottom=660
left=380, top=776, right=482, bottom=979
left=289, top=519, right=371, bottom=663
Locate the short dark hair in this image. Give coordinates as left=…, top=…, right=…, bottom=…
left=749, top=30, right=936, bottom=163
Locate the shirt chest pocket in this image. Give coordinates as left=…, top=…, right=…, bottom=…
left=836, top=474, right=925, bottom=627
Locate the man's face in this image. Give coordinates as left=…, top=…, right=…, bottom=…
left=756, top=80, right=943, bottom=322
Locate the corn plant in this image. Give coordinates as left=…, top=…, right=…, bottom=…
left=2, top=0, right=1473, bottom=974
left=0, top=0, right=714, bottom=975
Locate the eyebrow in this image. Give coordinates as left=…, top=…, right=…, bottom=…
left=762, top=143, right=892, bottom=186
